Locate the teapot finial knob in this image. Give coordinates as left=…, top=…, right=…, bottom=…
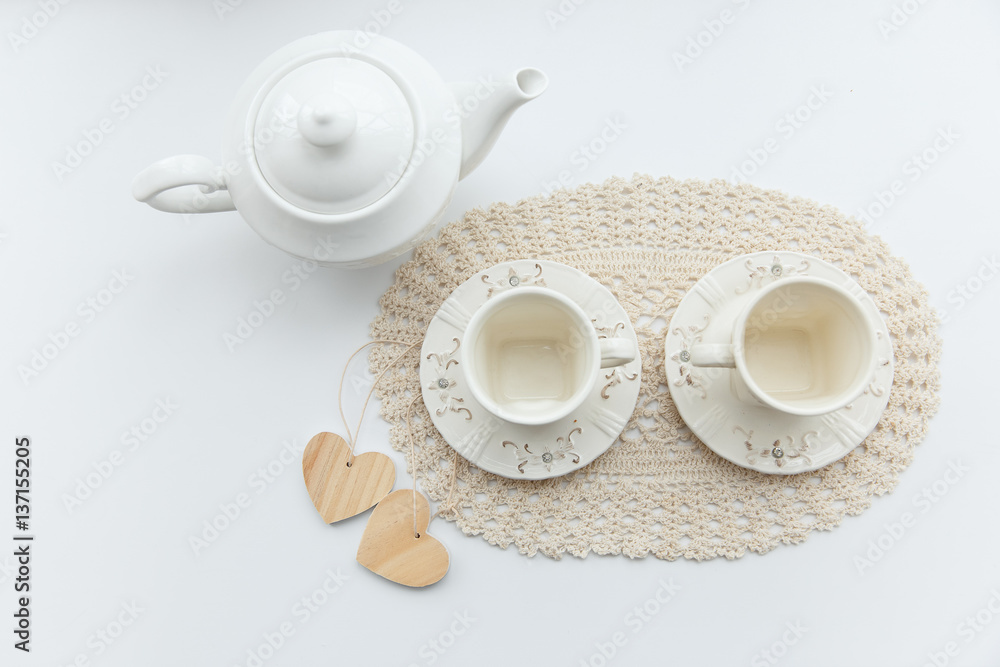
left=298, top=94, right=357, bottom=147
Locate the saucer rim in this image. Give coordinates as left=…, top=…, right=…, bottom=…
left=664, top=250, right=895, bottom=476
left=420, top=259, right=642, bottom=480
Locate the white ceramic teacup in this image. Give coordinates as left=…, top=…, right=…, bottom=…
left=688, top=276, right=878, bottom=417
left=462, top=287, right=636, bottom=425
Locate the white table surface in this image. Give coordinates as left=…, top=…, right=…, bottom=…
left=4, top=1, right=999, bottom=665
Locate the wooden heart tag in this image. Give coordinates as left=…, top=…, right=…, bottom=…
left=357, top=489, right=449, bottom=587
left=302, top=432, right=395, bottom=523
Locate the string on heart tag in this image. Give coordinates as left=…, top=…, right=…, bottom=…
left=303, top=340, right=416, bottom=523
left=355, top=395, right=455, bottom=587
left=302, top=339, right=457, bottom=585
left=337, top=339, right=420, bottom=465
left=335, top=339, right=460, bottom=523
left=404, top=397, right=460, bottom=537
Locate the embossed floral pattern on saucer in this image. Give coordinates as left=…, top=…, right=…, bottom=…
left=420, top=260, right=641, bottom=480
left=664, top=251, right=894, bottom=475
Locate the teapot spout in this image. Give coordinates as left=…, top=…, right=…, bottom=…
left=450, top=68, right=548, bottom=180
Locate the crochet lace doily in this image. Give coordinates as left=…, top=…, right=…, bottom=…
left=369, top=175, right=941, bottom=561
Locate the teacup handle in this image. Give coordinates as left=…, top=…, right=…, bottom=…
left=131, top=154, right=236, bottom=214
left=599, top=338, right=637, bottom=369
left=689, top=343, right=736, bottom=368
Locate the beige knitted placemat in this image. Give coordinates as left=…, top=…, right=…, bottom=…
left=369, top=175, right=941, bottom=561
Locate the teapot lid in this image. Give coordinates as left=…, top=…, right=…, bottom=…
left=252, top=57, right=414, bottom=215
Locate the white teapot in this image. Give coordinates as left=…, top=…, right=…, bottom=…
left=131, top=31, right=547, bottom=267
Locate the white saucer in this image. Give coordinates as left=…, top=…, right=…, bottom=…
left=664, top=251, right=894, bottom=475
left=420, top=260, right=642, bottom=480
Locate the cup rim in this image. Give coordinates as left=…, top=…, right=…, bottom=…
left=462, top=286, right=599, bottom=426
left=733, top=276, right=878, bottom=417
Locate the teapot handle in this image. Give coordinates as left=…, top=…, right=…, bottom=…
left=131, top=155, right=236, bottom=214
